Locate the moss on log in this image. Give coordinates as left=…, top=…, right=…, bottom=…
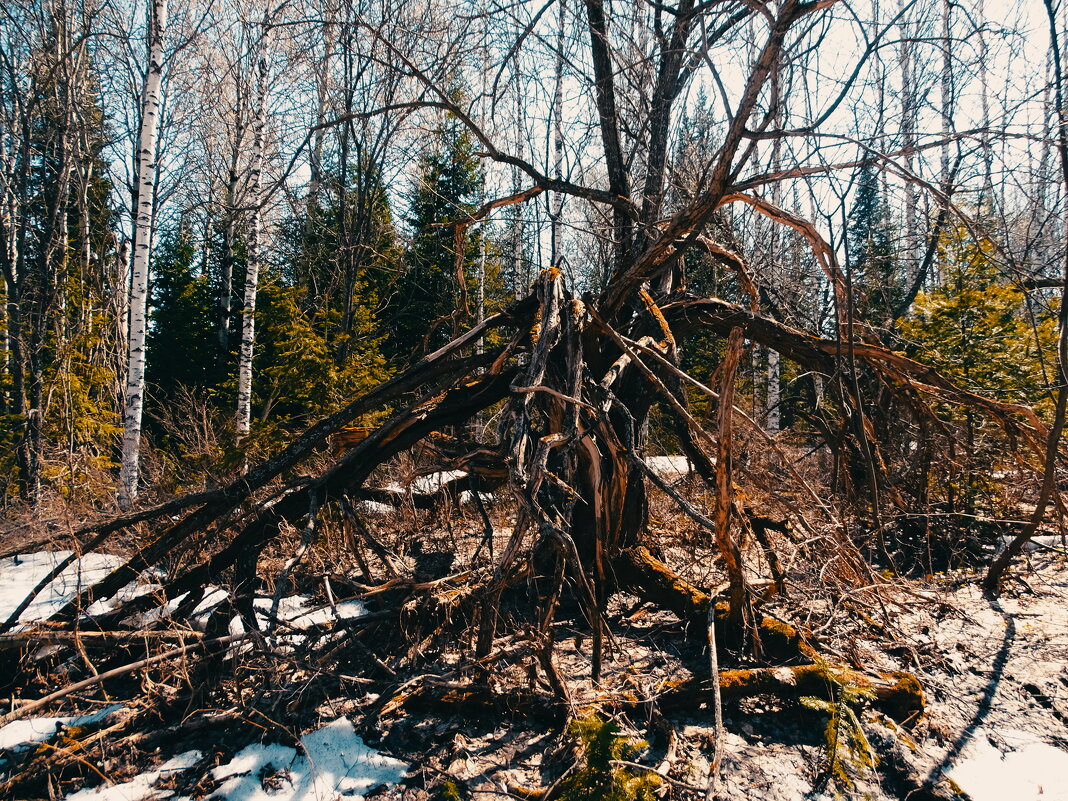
left=657, top=664, right=925, bottom=724
left=613, top=545, right=818, bottom=661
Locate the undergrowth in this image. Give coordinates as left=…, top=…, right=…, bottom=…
left=558, top=715, right=660, bottom=801
left=801, top=663, right=878, bottom=789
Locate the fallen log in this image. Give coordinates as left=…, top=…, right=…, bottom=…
left=0, top=628, right=205, bottom=652
left=656, top=665, right=925, bottom=724
left=613, top=544, right=819, bottom=661
left=367, top=662, right=924, bottom=726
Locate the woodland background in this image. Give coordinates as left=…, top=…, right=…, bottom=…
left=2, top=0, right=1063, bottom=522
left=2, top=0, right=1068, bottom=796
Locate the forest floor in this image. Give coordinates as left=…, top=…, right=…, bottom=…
left=0, top=500, right=1066, bottom=800
left=352, top=549, right=1068, bottom=801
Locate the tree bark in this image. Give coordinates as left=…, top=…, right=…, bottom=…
left=118, top=0, right=167, bottom=509
left=236, top=19, right=270, bottom=438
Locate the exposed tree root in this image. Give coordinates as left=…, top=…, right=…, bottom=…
left=611, top=543, right=923, bottom=724
left=4, top=261, right=1053, bottom=798
left=613, top=544, right=819, bottom=662
left=372, top=659, right=923, bottom=730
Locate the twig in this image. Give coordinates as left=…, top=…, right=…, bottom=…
left=706, top=600, right=724, bottom=800
left=0, top=632, right=245, bottom=726
left=29, top=740, right=114, bottom=786
left=610, top=759, right=706, bottom=795
left=0, top=628, right=205, bottom=651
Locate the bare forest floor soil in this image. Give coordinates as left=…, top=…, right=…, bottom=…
left=356, top=550, right=1068, bottom=801
left=1, top=489, right=1066, bottom=801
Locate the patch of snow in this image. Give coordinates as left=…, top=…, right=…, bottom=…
left=131, top=586, right=228, bottom=629
left=0, top=551, right=129, bottom=629
left=947, top=728, right=1068, bottom=801
left=134, top=581, right=367, bottom=650
left=646, top=455, right=692, bottom=478
left=192, top=587, right=231, bottom=618
left=0, top=704, right=123, bottom=751
left=253, top=595, right=366, bottom=629
left=411, top=470, right=467, bottom=494
left=197, top=716, right=406, bottom=801
left=458, top=490, right=497, bottom=506
left=357, top=500, right=395, bottom=516
left=67, top=750, right=202, bottom=801
left=86, top=578, right=161, bottom=617
left=997, top=534, right=1067, bottom=553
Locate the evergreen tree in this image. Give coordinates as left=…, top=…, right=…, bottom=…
left=43, top=70, right=123, bottom=465
left=388, top=117, right=483, bottom=363
left=899, top=229, right=1056, bottom=408
left=0, top=20, right=122, bottom=500
left=146, top=222, right=219, bottom=402
left=250, top=163, right=396, bottom=432
left=847, top=162, right=901, bottom=322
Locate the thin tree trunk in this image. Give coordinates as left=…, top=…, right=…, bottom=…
left=549, top=0, right=565, bottom=268
left=218, top=136, right=241, bottom=364
left=766, top=56, right=783, bottom=432
left=235, top=20, right=270, bottom=438
left=937, top=0, right=954, bottom=287
left=977, top=0, right=993, bottom=207
left=716, top=328, right=747, bottom=628
left=118, top=0, right=167, bottom=509
left=898, top=3, right=919, bottom=285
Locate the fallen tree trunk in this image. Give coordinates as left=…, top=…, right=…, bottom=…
left=614, top=544, right=819, bottom=661
left=659, top=665, right=925, bottom=724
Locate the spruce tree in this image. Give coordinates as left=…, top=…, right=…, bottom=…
left=146, top=222, right=219, bottom=402
left=847, top=162, right=901, bottom=322
left=388, top=116, right=483, bottom=363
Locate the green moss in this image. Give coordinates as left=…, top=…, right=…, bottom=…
left=439, top=779, right=466, bottom=800
left=558, top=715, right=660, bottom=801
left=801, top=660, right=878, bottom=789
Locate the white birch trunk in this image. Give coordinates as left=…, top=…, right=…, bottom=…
left=766, top=55, right=782, bottom=432
left=977, top=0, right=993, bottom=206
left=235, top=23, right=270, bottom=437
left=549, top=0, right=565, bottom=268
left=118, top=0, right=167, bottom=510
left=1035, top=71, right=1054, bottom=273
left=898, top=4, right=919, bottom=284
left=937, top=0, right=954, bottom=286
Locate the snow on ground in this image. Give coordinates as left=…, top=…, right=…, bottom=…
left=997, top=533, right=1067, bottom=553
left=888, top=556, right=1068, bottom=801
left=357, top=500, right=396, bottom=516
left=0, top=553, right=398, bottom=799
left=646, top=455, right=692, bottom=478
left=0, top=551, right=368, bottom=660
left=251, top=595, right=366, bottom=629
left=948, top=728, right=1068, bottom=801
left=137, top=585, right=365, bottom=633
left=201, top=717, right=407, bottom=801
left=361, top=462, right=694, bottom=513
left=66, top=750, right=203, bottom=801
left=411, top=470, right=467, bottom=494
left=382, top=470, right=468, bottom=497
left=0, top=704, right=123, bottom=751
left=5, top=547, right=1067, bottom=800
left=458, top=490, right=497, bottom=506
left=49, top=717, right=408, bottom=801
left=0, top=551, right=135, bottom=629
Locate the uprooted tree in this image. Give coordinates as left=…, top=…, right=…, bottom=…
left=2, top=0, right=1066, bottom=794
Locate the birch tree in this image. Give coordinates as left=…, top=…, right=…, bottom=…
left=235, top=15, right=270, bottom=438
left=118, top=0, right=167, bottom=509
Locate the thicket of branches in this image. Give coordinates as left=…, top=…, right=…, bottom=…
left=2, top=0, right=1068, bottom=795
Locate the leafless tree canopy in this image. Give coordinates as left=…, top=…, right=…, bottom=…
left=2, top=0, right=1067, bottom=795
